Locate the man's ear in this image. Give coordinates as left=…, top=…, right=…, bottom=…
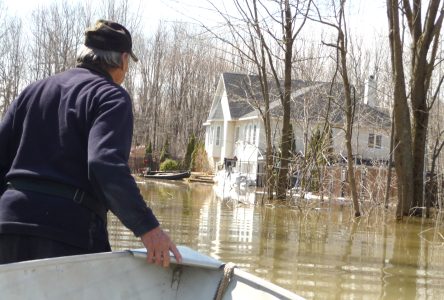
left=120, top=52, right=129, bottom=69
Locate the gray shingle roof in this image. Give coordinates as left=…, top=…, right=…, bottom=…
left=222, top=72, right=307, bottom=119
left=214, top=72, right=390, bottom=127
left=222, top=72, right=261, bottom=118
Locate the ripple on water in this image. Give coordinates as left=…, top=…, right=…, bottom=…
left=107, top=181, right=444, bottom=300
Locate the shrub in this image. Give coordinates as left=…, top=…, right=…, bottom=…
left=182, top=134, right=196, bottom=170
left=160, top=159, right=179, bottom=171
left=159, top=139, right=170, bottom=163
left=144, top=141, right=153, bottom=168
left=145, top=142, right=153, bottom=156
left=190, top=142, right=211, bottom=173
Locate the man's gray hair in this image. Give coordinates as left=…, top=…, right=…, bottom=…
left=77, top=45, right=123, bottom=69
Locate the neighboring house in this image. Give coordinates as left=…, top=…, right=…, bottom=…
left=203, top=72, right=391, bottom=180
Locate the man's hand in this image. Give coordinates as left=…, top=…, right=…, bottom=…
left=140, top=226, right=182, bottom=268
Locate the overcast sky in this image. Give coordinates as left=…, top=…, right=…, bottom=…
left=3, top=0, right=388, bottom=39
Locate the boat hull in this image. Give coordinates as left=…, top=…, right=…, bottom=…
left=0, top=246, right=303, bottom=300
left=143, top=171, right=191, bottom=180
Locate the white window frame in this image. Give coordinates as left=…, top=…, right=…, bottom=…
left=375, top=135, right=382, bottom=149
left=368, top=132, right=382, bottom=149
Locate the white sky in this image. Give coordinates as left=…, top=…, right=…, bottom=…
left=3, top=0, right=388, bottom=39
left=2, top=0, right=214, bottom=29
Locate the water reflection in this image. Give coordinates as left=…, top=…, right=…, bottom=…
left=108, top=179, right=444, bottom=299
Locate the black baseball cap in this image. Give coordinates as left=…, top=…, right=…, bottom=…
left=84, top=20, right=138, bottom=62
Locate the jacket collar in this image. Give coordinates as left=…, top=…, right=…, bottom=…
left=76, top=62, right=113, bottom=82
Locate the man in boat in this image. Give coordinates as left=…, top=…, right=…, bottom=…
left=0, top=20, right=182, bottom=266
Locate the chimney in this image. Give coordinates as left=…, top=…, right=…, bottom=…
left=364, top=75, right=377, bottom=107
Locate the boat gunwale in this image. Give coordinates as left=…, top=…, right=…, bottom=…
left=0, top=251, right=129, bottom=273
left=233, top=268, right=304, bottom=300
left=0, top=246, right=223, bottom=272
left=0, top=247, right=304, bottom=299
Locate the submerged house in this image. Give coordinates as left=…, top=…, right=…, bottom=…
left=203, top=72, right=391, bottom=182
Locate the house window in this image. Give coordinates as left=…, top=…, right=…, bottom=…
left=368, top=133, right=375, bottom=148
left=368, top=133, right=382, bottom=149
left=375, top=135, right=382, bottom=149
left=253, top=125, right=257, bottom=144
left=245, top=125, right=251, bottom=143
left=216, top=126, right=221, bottom=146
left=235, top=126, right=240, bottom=142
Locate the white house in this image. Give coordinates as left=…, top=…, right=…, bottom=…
left=203, top=72, right=391, bottom=181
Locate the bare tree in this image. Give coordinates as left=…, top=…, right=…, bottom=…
left=133, top=22, right=232, bottom=160
left=312, top=0, right=361, bottom=216
left=29, top=2, right=86, bottom=80
left=98, top=0, right=142, bottom=29
left=205, top=0, right=280, bottom=199
left=272, top=0, right=314, bottom=200
left=0, top=16, right=24, bottom=117
left=426, top=71, right=444, bottom=216
left=134, top=26, right=165, bottom=149
left=0, top=0, right=226, bottom=166
left=386, top=0, right=444, bottom=218
left=206, top=0, right=313, bottom=200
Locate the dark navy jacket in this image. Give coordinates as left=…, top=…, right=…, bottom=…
left=0, top=65, right=159, bottom=251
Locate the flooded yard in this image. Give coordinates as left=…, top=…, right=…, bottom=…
left=108, top=178, right=444, bottom=299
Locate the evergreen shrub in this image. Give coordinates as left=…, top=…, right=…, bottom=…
left=160, top=158, right=179, bottom=171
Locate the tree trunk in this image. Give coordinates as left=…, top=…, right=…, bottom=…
left=341, top=52, right=361, bottom=217
left=261, top=73, right=275, bottom=201
left=386, top=0, right=415, bottom=218
left=392, top=83, right=415, bottom=218
left=411, top=109, right=428, bottom=213
left=265, top=117, right=274, bottom=201
left=275, top=0, right=293, bottom=200
left=335, top=1, right=361, bottom=217
left=384, top=113, right=395, bottom=209
left=276, top=91, right=292, bottom=199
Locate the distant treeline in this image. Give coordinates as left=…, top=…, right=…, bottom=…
left=0, top=0, right=237, bottom=159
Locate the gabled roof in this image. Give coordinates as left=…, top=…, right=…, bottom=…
left=209, top=72, right=390, bottom=128
left=211, top=101, right=224, bottom=120
left=221, top=72, right=308, bottom=119
left=222, top=72, right=260, bottom=119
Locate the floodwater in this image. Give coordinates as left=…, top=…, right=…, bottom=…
left=108, top=178, right=444, bottom=300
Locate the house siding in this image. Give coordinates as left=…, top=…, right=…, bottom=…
left=222, top=121, right=235, bottom=159
left=205, top=72, right=392, bottom=175
left=205, top=122, right=224, bottom=168
left=333, top=127, right=390, bottom=160
left=233, top=121, right=259, bottom=162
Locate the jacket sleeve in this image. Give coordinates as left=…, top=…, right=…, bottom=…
left=0, top=103, right=16, bottom=194
left=87, top=87, right=159, bottom=236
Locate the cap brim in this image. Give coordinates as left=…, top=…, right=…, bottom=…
left=130, top=51, right=139, bottom=62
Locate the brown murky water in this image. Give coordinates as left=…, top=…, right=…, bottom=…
left=108, top=178, right=444, bottom=300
